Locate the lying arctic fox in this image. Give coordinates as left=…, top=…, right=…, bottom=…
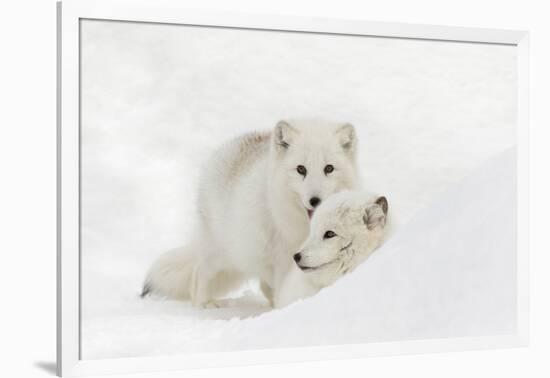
left=142, top=119, right=360, bottom=307
left=275, top=191, right=389, bottom=308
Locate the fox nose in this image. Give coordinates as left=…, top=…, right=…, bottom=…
left=293, top=253, right=302, bottom=263
left=309, top=197, right=321, bottom=208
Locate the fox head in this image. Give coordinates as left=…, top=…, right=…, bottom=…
left=269, top=119, right=359, bottom=223
left=293, top=191, right=389, bottom=287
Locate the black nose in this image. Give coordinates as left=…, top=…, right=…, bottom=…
left=293, top=253, right=301, bottom=263
left=309, top=197, right=321, bottom=208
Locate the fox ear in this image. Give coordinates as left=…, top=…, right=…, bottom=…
left=274, top=120, right=297, bottom=151
left=335, top=123, right=356, bottom=153
left=363, top=196, right=388, bottom=230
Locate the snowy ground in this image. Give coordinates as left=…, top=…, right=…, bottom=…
left=80, top=20, right=517, bottom=359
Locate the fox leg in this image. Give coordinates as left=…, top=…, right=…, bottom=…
left=190, top=261, right=221, bottom=308
left=260, top=281, right=274, bottom=307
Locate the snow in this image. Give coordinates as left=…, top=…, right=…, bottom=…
left=80, top=20, right=517, bottom=359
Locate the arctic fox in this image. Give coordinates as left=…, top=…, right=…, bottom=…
left=276, top=191, right=389, bottom=308
left=142, top=119, right=360, bottom=307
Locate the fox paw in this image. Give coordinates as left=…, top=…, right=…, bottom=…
left=202, top=300, right=221, bottom=309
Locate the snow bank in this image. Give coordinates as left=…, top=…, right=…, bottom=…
left=223, top=148, right=517, bottom=350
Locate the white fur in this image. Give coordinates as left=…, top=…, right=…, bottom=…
left=143, top=119, right=360, bottom=307
left=275, top=191, right=389, bottom=308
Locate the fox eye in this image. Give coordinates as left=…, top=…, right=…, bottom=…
left=323, top=230, right=336, bottom=239
left=324, top=164, right=334, bottom=174
left=296, top=165, right=307, bottom=176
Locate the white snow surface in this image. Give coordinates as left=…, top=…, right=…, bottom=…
left=80, top=20, right=517, bottom=359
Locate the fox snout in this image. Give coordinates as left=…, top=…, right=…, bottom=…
left=305, top=196, right=322, bottom=219
left=293, top=251, right=312, bottom=272
left=309, top=197, right=321, bottom=208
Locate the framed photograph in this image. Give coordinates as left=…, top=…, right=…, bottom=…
left=57, top=0, right=529, bottom=376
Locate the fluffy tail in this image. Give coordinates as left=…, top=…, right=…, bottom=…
left=141, top=244, right=245, bottom=306
left=141, top=246, right=198, bottom=300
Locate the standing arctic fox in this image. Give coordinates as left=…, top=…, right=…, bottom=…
left=276, top=191, right=389, bottom=308
left=142, top=119, right=360, bottom=307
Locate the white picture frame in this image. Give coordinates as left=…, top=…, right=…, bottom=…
left=57, top=0, right=529, bottom=376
